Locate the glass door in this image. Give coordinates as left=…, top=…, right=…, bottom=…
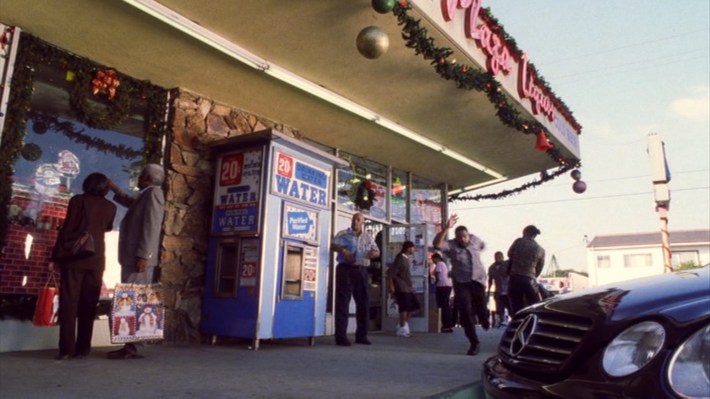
left=381, top=223, right=430, bottom=333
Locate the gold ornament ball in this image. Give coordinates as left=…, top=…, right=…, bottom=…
left=356, top=26, right=389, bottom=60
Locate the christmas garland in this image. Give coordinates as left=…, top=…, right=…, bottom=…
left=450, top=166, right=572, bottom=202
left=0, top=32, right=168, bottom=247
left=392, top=2, right=581, bottom=201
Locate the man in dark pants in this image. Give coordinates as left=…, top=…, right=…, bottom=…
left=433, top=214, right=489, bottom=356
left=106, top=163, right=165, bottom=359
left=507, top=225, right=546, bottom=315
left=331, top=212, right=380, bottom=346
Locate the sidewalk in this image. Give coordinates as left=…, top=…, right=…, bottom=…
left=0, top=327, right=502, bottom=399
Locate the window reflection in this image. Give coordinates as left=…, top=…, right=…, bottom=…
left=8, top=62, right=146, bottom=294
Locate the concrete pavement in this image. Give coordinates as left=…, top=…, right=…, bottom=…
left=0, top=327, right=503, bottom=398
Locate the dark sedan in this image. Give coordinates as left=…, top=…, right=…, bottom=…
left=483, top=266, right=710, bottom=399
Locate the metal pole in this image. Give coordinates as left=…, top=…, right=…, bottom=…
left=657, top=205, right=673, bottom=273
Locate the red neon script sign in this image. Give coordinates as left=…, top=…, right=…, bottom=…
left=441, top=0, right=511, bottom=76
left=441, top=0, right=556, bottom=122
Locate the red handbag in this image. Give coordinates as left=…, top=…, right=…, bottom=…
left=32, top=272, right=60, bottom=327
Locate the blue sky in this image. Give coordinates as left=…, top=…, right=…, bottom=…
left=450, top=0, right=710, bottom=272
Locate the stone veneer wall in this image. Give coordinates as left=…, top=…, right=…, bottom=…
left=161, top=89, right=301, bottom=343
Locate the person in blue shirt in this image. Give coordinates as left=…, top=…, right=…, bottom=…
left=331, top=212, right=380, bottom=346
left=433, top=214, right=489, bottom=356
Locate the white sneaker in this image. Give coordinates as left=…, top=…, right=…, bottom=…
left=396, top=326, right=411, bottom=337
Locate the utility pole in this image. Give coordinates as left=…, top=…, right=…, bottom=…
left=647, top=133, right=673, bottom=273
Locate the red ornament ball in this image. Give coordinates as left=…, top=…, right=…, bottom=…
left=572, top=180, right=587, bottom=194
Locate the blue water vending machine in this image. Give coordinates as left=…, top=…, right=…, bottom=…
left=201, top=129, right=346, bottom=349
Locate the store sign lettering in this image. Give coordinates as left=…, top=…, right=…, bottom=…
left=274, top=175, right=327, bottom=207
left=219, top=185, right=257, bottom=205
left=441, top=0, right=559, bottom=123
left=273, top=152, right=329, bottom=208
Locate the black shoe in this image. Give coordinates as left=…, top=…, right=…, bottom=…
left=107, top=348, right=144, bottom=359
left=335, top=339, right=352, bottom=347
left=466, top=343, right=480, bottom=356
left=355, top=338, right=371, bottom=345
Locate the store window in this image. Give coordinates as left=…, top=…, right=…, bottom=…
left=391, top=169, right=408, bottom=223
left=0, top=33, right=167, bottom=294
left=410, top=175, right=443, bottom=226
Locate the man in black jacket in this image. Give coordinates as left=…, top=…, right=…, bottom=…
left=507, top=225, right=545, bottom=315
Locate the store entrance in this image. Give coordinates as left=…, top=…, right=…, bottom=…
left=380, top=223, right=430, bottom=333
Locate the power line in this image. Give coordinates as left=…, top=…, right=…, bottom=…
left=555, top=52, right=709, bottom=82
left=546, top=28, right=710, bottom=65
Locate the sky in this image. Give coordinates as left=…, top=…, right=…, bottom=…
left=450, top=0, right=710, bottom=273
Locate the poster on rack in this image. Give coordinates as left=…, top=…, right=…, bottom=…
left=110, top=283, right=164, bottom=343
left=212, top=148, right=263, bottom=234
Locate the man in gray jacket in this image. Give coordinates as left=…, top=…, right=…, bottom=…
left=107, top=163, right=165, bottom=359
left=507, top=225, right=545, bottom=315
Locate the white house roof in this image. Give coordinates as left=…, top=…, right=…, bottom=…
left=588, top=229, right=710, bottom=249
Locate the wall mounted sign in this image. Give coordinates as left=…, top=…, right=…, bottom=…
left=271, top=150, right=331, bottom=210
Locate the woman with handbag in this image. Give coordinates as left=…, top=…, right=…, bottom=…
left=52, top=172, right=116, bottom=360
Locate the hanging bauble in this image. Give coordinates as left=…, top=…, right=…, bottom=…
left=33, top=120, right=48, bottom=134
left=572, top=180, right=587, bottom=194
left=570, top=169, right=581, bottom=181
left=356, top=26, right=389, bottom=60
left=20, top=143, right=42, bottom=161
left=372, top=0, right=395, bottom=13
left=534, top=131, right=553, bottom=151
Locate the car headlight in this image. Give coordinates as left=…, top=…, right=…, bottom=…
left=668, top=324, right=710, bottom=399
left=602, top=321, right=665, bottom=377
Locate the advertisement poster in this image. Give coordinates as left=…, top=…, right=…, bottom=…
left=212, top=149, right=263, bottom=234
left=271, top=150, right=330, bottom=210
left=411, top=189, right=442, bottom=225
left=239, top=238, right=259, bottom=287
left=303, top=245, right=318, bottom=291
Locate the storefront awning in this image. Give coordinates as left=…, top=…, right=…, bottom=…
left=1, top=0, right=582, bottom=193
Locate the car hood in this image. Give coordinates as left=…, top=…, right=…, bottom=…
left=533, top=267, right=710, bottom=324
